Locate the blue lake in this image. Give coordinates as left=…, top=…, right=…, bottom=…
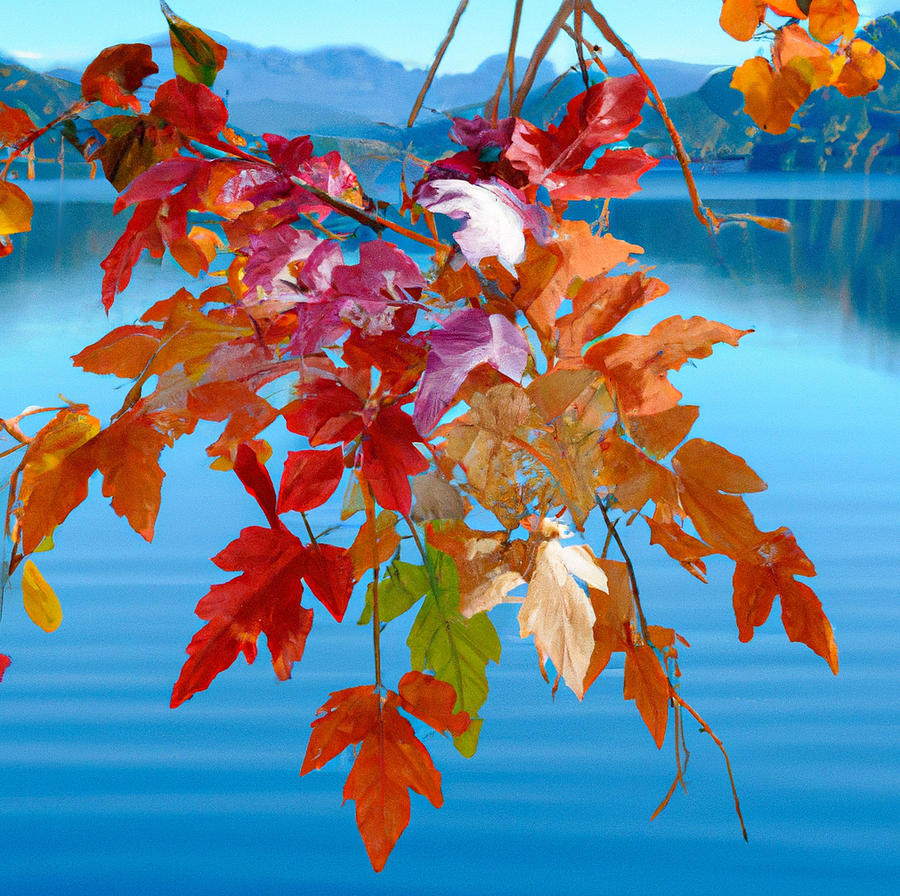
left=1, top=172, right=898, bottom=894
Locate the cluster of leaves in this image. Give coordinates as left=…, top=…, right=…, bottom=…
left=0, top=0, right=859, bottom=872
left=722, top=0, right=887, bottom=132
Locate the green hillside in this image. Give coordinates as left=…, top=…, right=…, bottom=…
left=631, top=12, right=900, bottom=171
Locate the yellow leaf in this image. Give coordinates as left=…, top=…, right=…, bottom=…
left=0, top=180, right=33, bottom=235
left=22, top=560, right=62, bottom=632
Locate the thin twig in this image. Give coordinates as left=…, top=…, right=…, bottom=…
left=580, top=1, right=719, bottom=233
left=407, top=0, right=470, bottom=128
left=595, top=497, right=649, bottom=642
left=511, top=0, right=576, bottom=117
left=485, top=0, right=525, bottom=122
left=672, top=691, right=749, bottom=841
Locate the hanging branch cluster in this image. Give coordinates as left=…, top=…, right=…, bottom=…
left=0, top=0, right=881, bottom=871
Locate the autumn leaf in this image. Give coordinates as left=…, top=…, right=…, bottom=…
left=731, top=527, right=837, bottom=672
left=0, top=655, right=10, bottom=682
left=14, top=407, right=101, bottom=555
left=834, top=38, right=887, bottom=97
left=170, top=525, right=314, bottom=706
left=624, top=642, right=670, bottom=747
left=161, top=1, right=228, bottom=87
left=808, top=0, right=858, bottom=44
left=0, top=101, right=36, bottom=146
left=0, top=181, right=33, bottom=237
left=730, top=55, right=814, bottom=134
left=506, top=75, right=657, bottom=200
left=518, top=522, right=609, bottom=699
left=301, top=677, right=466, bottom=871
left=413, top=308, right=530, bottom=434
left=21, top=560, right=62, bottom=633
left=81, top=44, right=159, bottom=112
left=585, top=315, right=751, bottom=418
left=277, top=447, right=345, bottom=514
left=407, top=545, right=501, bottom=756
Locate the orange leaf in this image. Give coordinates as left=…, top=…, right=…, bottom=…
left=0, top=180, right=33, bottom=236
left=774, top=24, right=842, bottom=90
left=15, top=407, right=101, bottom=554
left=91, top=411, right=172, bottom=541
left=673, top=438, right=767, bottom=495
left=397, top=671, right=471, bottom=736
left=644, top=514, right=714, bottom=582
left=301, top=686, right=446, bottom=871
left=585, top=315, right=751, bottom=417
left=624, top=643, right=670, bottom=748
left=348, top=510, right=400, bottom=582
left=720, top=0, right=768, bottom=42
left=731, top=56, right=814, bottom=134
left=808, top=0, right=859, bottom=44
left=834, top=38, right=887, bottom=97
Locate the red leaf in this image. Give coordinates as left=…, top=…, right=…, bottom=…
left=361, top=406, right=429, bottom=515
left=170, top=526, right=313, bottom=706
left=233, top=442, right=280, bottom=529
left=302, top=543, right=354, bottom=622
left=81, top=44, right=158, bottom=112
left=0, top=101, right=36, bottom=146
left=397, top=671, right=470, bottom=736
left=506, top=75, right=656, bottom=200
left=0, top=654, right=10, bottom=682
left=150, top=77, right=228, bottom=142
left=277, top=447, right=345, bottom=513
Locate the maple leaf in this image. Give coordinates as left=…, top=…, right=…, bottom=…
left=302, top=677, right=465, bottom=872
left=413, top=308, right=530, bottom=434
left=170, top=525, right=314, bottom=706
left=506, top=75, right=657, bottom=200
left=80, top=44, right=159, bottom=112
left=90, top=410, right=173, bottom=542
left=732, top=527, right=838, bottom=672
left=518, top=522, right=609, bottom=699
left=585, top=315, right=751, bottom=418
left=407, top=546, right=501, bottom=756
left=14, top=407, right=101, bottom=555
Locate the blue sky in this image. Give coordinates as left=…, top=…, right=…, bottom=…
left=5, top=1, right=898, bottom=73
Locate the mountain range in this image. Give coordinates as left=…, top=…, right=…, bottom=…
left=4, top=13, right=899, bottom=177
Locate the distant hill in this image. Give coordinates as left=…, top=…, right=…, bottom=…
left=630, top=11, right=900, bottom=171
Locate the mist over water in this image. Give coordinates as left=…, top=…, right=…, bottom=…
left=0, top=175, right=898, bottom=894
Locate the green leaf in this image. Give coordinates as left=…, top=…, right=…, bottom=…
left=407, top=546, right=501, bottom=757
left=160, top=1, right=227, bottom=87
left=358, top=559, right=429, bottom=625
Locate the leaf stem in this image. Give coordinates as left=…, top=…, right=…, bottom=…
left=595, top=497, right=650, bottom=642
left=671, top=691, right=748, bottom=842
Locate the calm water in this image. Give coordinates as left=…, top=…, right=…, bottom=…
left=0, top=174, right=898, bottom=894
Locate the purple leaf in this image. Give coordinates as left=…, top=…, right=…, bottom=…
left=414, top=308, right=529, bottom=433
